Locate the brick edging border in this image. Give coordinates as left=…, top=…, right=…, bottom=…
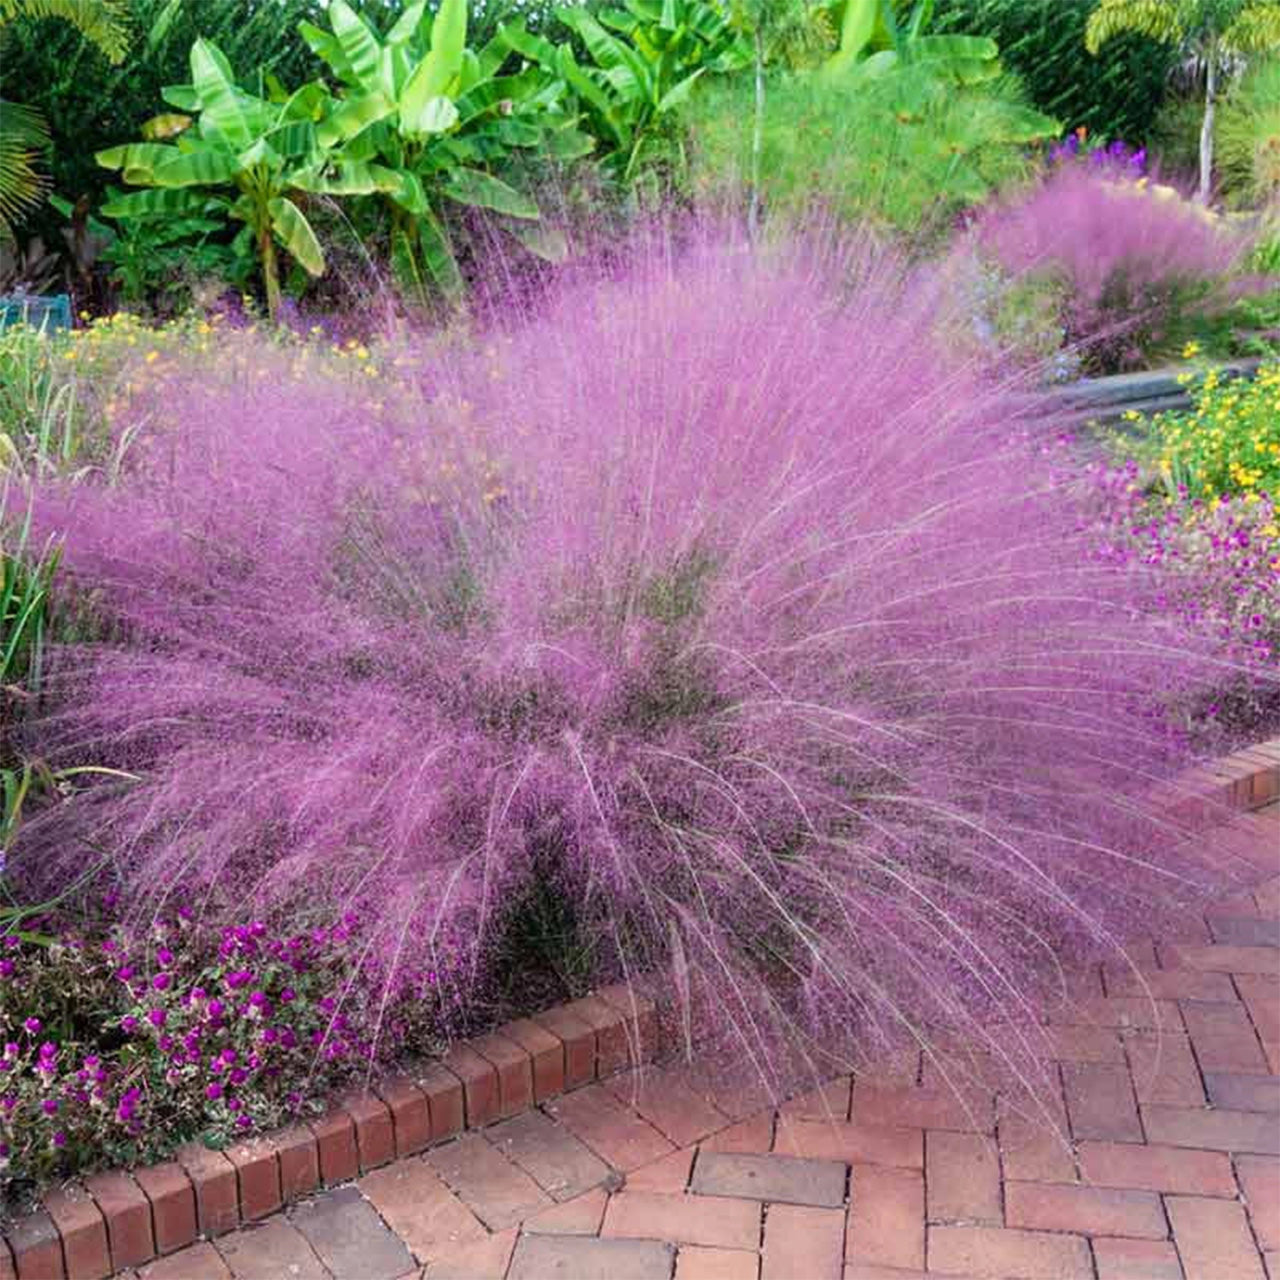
left=3, top=739, right=1277, bottom=1279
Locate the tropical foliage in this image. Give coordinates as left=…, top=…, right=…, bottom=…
left=96, top=39, right=347, bottom=320
left=0, top=0, right=129, bottom=236
left=1086, top=0, right=1280, bottom=201
left=503, top=0, right=750, bottom=189
left=931, top=0, right=1179, bottom=143
left=1, top=0, right=326, bottom=237
left=301, top=0, right=588, bottom=299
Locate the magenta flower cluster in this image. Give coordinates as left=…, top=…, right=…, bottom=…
left=0, top=910, right=442, bottom=1187
left=1048, top=133, right=1147, bottom=176
left=1090, top=463, right=1279, bottom=731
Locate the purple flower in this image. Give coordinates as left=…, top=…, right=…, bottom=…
left=152, top=973, right=171, bottom=991
left=205, top=1082, right=223, bottom=1101
left=148, top=1008, right=167, bottom=1028
left=22, top=1018, right=40, bottom=1035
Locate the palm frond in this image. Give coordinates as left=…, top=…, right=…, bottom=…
left=1085, top=0, right=1185, bottom=54
left=0, top=0, right=130, bottom=63
left=1224, top=2, right=1280, bottom=52
left=0, top=98, right=51, bottom=235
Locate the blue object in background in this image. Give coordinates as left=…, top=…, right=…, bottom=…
left=0, top=293, right=73, bottom=332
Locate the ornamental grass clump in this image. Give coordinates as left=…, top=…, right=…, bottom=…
left=9, top=236, right=1260, bottom=1111
left=973, top=163, right=1254, bottom=372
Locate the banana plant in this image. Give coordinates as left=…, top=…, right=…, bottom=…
left=300, top=0, right=590, bottom=301
left=824, top=0, right=1003, bottom=83
left=95, top=39, right=369, bottom=319
left=503, top=0, right=750, bottom=186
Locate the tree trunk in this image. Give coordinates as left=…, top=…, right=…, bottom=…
left=259, top=222, right=281, bottom=323
left=748, top=28, right=766, bottom=240
left=1198, top=40, right=1218, bottom=205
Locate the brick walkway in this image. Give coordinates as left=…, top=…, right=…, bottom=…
left=103, top=806, right=1280, bottom=1279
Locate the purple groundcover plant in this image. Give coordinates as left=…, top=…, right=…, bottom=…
left=972, top=165, right=1251, bottom=372
left=1, top=910, right=442, bottom=1186
left=9, top=235, right=1267, bottom=1105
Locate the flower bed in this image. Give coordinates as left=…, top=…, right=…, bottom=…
left=1092, top=359, right=1280, bottom=735
left=4, top=234, right=1277, bottom=1228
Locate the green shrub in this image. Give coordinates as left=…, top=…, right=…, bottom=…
left=686, top=65, right=1046, bottom=238
left=1219, top=57, right=1280, bottom=207
left=0, top=0, right=324, bottom=245
left=931, top=0, right=1178, bottom=143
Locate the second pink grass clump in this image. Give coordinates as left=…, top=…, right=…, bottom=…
left=973, top=164, right=1252, bottom=370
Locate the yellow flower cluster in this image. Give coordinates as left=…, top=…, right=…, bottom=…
left=0, top=311, right=395, bottom=477
left=1142, top=362, right=1280, bottom=507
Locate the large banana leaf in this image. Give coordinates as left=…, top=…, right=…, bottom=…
left=152, top=148, right=239, bottom=186
left=400, top=0, right=467, bottom=129
left=96, top=141, right=181, bottom=183
left=386, top=2, right=428, bottom=47
left=328, top=1, right=385, bottom=96
left=826, top=0, right=878, bottom=73
left=505, top=218, right=568, bottom=261
left=442, top=166, right=538, bottom=217
left=298, top=19, right=353, bottom=81
left=393, top=209, right=462, bottom=298
left=161, top=83, right=200, bottom=112
left=190, top=38, right=258, bottom=151
left=656, top=68, right=705, bottom=114
left=294, top=159, right=399, bottom=195
left=318, top=91, right=396, bottom=147
left=389, top=168, right=429, bottom=214
left=454, top=70, right=546, bottom=125
left=100, top=187, right=221, bottom=217
left=267, top=195, right=324, bottom=275
left=403, top=94, right=459, bottom=139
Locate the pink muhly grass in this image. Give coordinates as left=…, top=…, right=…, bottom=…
left=12, top=233, right=1260, bottom=1103
left=972, top=165, right=1252, bottom=371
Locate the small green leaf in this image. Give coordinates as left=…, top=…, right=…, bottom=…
left=141, top=113, right=193, bottom=140
left=403, top=95, right=459, bottom=139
